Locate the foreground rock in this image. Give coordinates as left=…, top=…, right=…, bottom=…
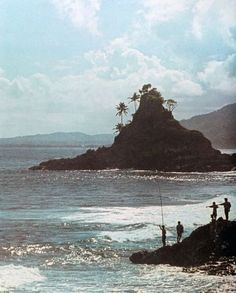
left=30, top=93, right=235, bottom=171
left=130, top=220, right=236, bottom=275
left=183, top=257, right=236, bottom=276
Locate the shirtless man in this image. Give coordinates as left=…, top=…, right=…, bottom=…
left=207, top=202, right=218, bottom=220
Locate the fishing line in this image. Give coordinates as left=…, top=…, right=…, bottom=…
left=156, top=176, right=164, bottom=226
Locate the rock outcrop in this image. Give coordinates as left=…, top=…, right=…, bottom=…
left=30, top=93, right=234, bottom=171
left=130, top=219, right=236, bottom=275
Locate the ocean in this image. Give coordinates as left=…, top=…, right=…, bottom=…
left=0, top=146, right=235, bottom=292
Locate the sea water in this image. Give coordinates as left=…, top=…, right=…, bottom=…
left=0, top=146, right=235, bottom=292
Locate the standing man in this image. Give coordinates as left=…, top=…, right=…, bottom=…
left=159, top=225, right=166, bottom=247
left=207, top=202, right=218, bottom=220
left=176, top=221, right=184, bottom=243
left=219, top=198, right=231, bottom=220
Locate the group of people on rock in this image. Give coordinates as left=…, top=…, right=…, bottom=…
left=158, top=198, right=231, bottom=247
left=207, top=198, right=231, bottom=238
left=207, top=198, right=231, bottom=221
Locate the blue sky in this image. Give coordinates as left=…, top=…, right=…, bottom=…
left=0, top=0, right=236, bottom=137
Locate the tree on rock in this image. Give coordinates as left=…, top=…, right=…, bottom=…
left=129, top=92, right=140, bottom=112
left=139, top=84, right=164, bottom=104
left=140, top=83, right=152, bottom=95
left=116, top=102, right=128, bottom=125
left=113, top=123, right=124, bottom=134
left=149, top=88, right=165, bottom=104
left=165, top=99, right=177, bottom=112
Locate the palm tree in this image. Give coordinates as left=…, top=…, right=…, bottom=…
left=113, top=123, right=124, bottom=134
left=116, top=102, right=128, bottom=125
left=165, top=99, right=177, bottom=112
left=128, top=92, right=140, bottom=112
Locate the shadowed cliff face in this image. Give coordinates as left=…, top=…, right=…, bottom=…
left=30, top=94, right=234, bottom=171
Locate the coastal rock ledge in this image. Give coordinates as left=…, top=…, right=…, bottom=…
left=130, top=220, right=236, bottom=276
left=30, top=94, right=235, bottom=171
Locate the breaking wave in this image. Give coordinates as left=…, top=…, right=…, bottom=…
left=0, top=264, right=45, bottom=292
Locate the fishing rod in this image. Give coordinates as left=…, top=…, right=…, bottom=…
left=157, top=178, right=164, bottom=226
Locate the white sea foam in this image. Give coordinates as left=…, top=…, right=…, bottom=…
left=99, top=223, right=174, bottom=242
left=63, top=194, right=236, bottom=242
left=0, top=264, right=45, bottom=291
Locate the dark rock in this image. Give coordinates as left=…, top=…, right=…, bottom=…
left=183, top=258, right=236, bottom=276
left=30, top=94, right=234, bottom=171
left=129, top=220, right=236, bottom=273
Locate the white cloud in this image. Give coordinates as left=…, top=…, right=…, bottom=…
left=217, top=0, right=236, bottom=46
left=141, top=0, right=189, bottom=24
left=173, top=80, right=204, bottom=96
left=192, top=0, right=214, bottom=39
left=0, top=77, right=11, bottom=92
left=198, top=54, right=236, bottom=94
left=192, top=0, right=236, bottom=44
left=52, top=0, right=101, bottom=34
left=5, top=38, right=236, bottom=137
left=84, top=39, right=205, bottom=100
left=138, top=0, right=236, bottom=48
left=0, top=40, right=206, bottom=136
left=0, top=69, right=130, bottom=136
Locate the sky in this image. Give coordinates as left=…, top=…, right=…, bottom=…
left=0, top=0, right=236, bottom=137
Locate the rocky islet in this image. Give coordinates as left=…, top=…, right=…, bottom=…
left=30, top=91, right=235, bottom=171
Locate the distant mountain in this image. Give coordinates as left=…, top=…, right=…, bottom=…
left=180, top=103, right=236, bottom=149
left=0, top=132, right=114, bottom=147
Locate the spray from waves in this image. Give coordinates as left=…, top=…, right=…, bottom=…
left=0, top=264, right=45, bottom=292
left=1, top=242, right=123, bottom=268
left=61, top=194, right=235, bottom=243
left=1, top=243, right=60, bottom=258
left=44, top=245, right=121, bottom=267
left=99, top=223, right=169, bottom=243
left=63, top=194, right=235, bottom=225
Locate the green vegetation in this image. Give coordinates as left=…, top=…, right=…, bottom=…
left=139, top=83, right=152, bottom=94
left=116, top=102, right=128, bottom=125
left=128, top=92, right=140, bottom=112
left=113, top=123, right=124, bottom=134
left=115, top=84, right=177, bottom=133
left=165, top=99, right=177, bottom=112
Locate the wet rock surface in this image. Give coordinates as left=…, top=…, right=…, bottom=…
left=130, top=220, right=236, bottom=275
left=183, top=257, right=236, bottom=276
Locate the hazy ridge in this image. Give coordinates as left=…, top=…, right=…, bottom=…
left=0, top=132, right=114, bottom=147
left=180, top=103, right=236, bottom=149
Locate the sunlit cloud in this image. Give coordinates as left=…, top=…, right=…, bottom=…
left=52, top=0, right=101, bottom=35
left=192, top=0, right=214, bottom=39
left=141, top=0, right=189, bottom=24
left=192, top=0, right=236, bottom=44
left=0, top=40, right=208, bottom=137
left=198, top=54, right=236, bottom=95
